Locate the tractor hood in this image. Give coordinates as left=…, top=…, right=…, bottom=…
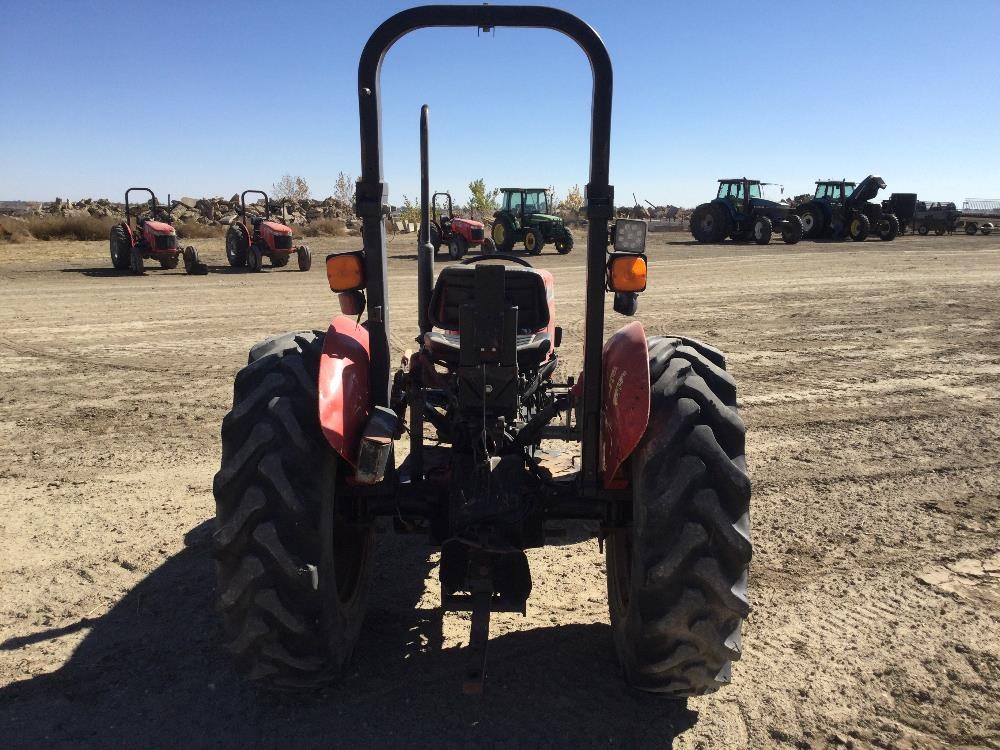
left=850, top=175, right=887, bottom=204
left=750, top=198, right=788, bottom=215
left=262, top=220, right=292, bottom=234
left=529, top=213, right=563, bottom=224
left=450, top=217, right=484, bottom=230
left=144, top=220, right=175, bottom=234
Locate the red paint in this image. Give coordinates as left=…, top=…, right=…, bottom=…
left=261, top=220, right=293, bottom=254
left=449, top=217, right=485, bottom=245
left=318, top=316, right=371, bottom=466
left=600, top=320, right=650, bottom=489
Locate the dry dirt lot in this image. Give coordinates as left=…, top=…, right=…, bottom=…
left=1, top=231, right=998, bottom=749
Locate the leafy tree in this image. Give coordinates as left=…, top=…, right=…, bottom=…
left=559, top=184, right=584, bottom=214
left=398, top=195, right=422, bottom=225
left=334, top=171, right=355, bottom=204
left=272, top=174, right=310, bottom=201
left=468, top=178, right=499, bottom=220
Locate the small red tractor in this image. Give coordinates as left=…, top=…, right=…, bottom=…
left=109, top=188, right=207, bottom=275
left=225, top=190, right=312, bottom=272
left=213, top=5, right=751, bottom=696
left=428, top=191, right=487, bottom=259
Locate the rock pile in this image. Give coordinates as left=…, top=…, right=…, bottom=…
left=4, top=195, right=359, bottom=229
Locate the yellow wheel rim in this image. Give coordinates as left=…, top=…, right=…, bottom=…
left=492, top=223, right=505, bottom=244
left=525, top=232, right=535, bottom=251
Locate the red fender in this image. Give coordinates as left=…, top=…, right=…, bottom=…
left=318, top=316, right=371, bottom=466
left=601, top=320, right=650, bottom=489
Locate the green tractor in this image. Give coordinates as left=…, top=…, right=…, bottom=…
left=490, top=187, right=574, bottom=255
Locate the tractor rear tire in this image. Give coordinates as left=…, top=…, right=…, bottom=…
left=248, top=246, right=264, bottom=273
left=797, top=205, right=826, bottom=239
left=129, top=246, right=145, bottom=275
left=879, top=215, right=899, bottom=241
left=429, top=223, right=443, bottom=256
left=213, top=331, right=375, bottom=688
left=607, top=335, right=751, bottom=696
left=491, top=217, right=516, bottom=253
left=110, top=224, right=131, bottom=270
left=780, top=214, right=803, bottom=245
left=524, top=228, right=544, bottom=255
left=849, top=213, right=870, bottom=242
left=555, top=235, right=573, bottom=254
left=690, top=203, right=729, bottom=243
left=752, top=216, right=772, bottom=245
left=297, top=246, right=312, bottom=271
left=226, top=226, right=249, bottom=267
left=183, top=246, right=208, bottom=275
left=965, top=223, right=978, bottom=235
left=448, top=236, right=468, bottom=261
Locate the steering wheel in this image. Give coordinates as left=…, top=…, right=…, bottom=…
left=460, top=253, right=533, bottom=267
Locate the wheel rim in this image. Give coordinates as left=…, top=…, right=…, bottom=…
left=525, top=233, right=535, bottom=252
left=755, top=222, right=764, bottom=239
left=492, top=223, right=505, bottom=244
left=701, top=215, right=714, bottom=232
left=802, top=213, right=814, bottom=232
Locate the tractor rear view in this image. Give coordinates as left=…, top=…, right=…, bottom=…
left=212, top=4, right=751, bottom=696
left=225, top=190, right=312, bottom=272
left=109, top=188, right=207, bottom=275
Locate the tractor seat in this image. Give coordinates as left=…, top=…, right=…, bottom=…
left=421, top=264, right=552, bottom=368
left=422, top=330, right=551, bottom=369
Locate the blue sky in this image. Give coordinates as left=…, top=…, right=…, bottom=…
left=2, top=0, right=998, bottom=207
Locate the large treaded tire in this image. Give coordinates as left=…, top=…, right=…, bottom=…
left=213, top=331, right=375, bottom=688
left=690, top=203, right=729, bottom=243
left=226, top=225, right=249, bottom=267
left=607, top=335, right=751, bottom=696
left=110, top=224, right=131, bottom=270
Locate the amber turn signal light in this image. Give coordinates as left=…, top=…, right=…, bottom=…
left=607, top=253, right=647, bottom=293
left=326, top=251, right=366, bottom=292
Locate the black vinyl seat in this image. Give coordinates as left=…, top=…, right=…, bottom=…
left=421, top=265, right=552, bottom=368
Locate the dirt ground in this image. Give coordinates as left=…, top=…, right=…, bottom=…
left=1, top=230, right=998, bottom=749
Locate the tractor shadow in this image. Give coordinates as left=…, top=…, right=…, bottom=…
left=0, top=522, right=696, bottom=749
left=58, top=267, right=129, bottom=277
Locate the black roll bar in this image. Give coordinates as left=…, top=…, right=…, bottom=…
left=357, top=5, right=613, bottom=489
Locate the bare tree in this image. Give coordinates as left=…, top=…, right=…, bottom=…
left=272, top=174, right=310, bottom=201
left=334, top=172, right=355, bottom=204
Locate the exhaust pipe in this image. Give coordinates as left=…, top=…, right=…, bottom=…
left=418, top=104, right=434, bottom=335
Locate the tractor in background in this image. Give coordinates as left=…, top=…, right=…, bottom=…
left=427, top=191, right=487, bottom=259
left=490, top=187, right=574, bottom=255
left=212, top=5, right=750, bottom=697
left=796, top=176, right=899, bottom=241
left=690, top=178, right=802, bottom=245
left=225, top=190, right=312, bottom=272
left=109, top=188, right=207, bottom=275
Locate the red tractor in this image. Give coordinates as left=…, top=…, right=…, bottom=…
left=428, top=191, right=488, bottom=259
left=109, top=188, right=207, bottom=275
left=225, top=190, right=312, bottom=272
left=213, top=5, right=751, bottom=696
